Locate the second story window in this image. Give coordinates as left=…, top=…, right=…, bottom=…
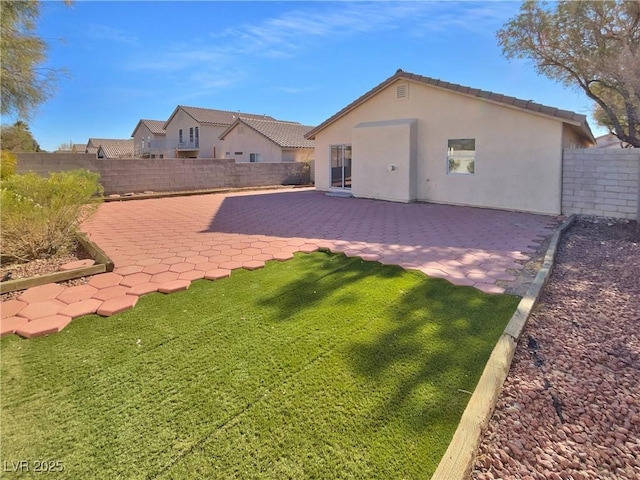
left=179, top=129, right=183, bottom=143
left=195, top=127, right=199, bottom=147
left=189, top=127, right=194, bottom=144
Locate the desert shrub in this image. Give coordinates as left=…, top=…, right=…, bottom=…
left=0, top=150, right=17, bottom=180
left=0, top=169, right=104, bottom=263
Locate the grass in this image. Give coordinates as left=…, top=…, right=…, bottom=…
left=0, top=251, right=519, bottom=479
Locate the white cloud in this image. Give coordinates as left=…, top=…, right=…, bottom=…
left=126, top=1, right=517, bottom=98
left=88, top=24, right=139, bottom=45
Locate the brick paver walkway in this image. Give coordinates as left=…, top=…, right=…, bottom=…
left=1, top=188, right=559, bottom=338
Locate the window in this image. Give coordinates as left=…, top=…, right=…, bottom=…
left=250, top=153, right=260, bottom=163
left=179, top=129, right=183, bottom=143
left=189, top=127, right=194, bottom=143
left=234, top=151, right=243, bottom=155
left=195, top=127, right=199, bottom=147
left=447, top=139, right=475, bottom=174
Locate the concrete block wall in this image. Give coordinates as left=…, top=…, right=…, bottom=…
left=15, top=154, right=309, bottom=195
left=16, top=153, right=99, bottom=175
left=563, top=149, right=639, bottom=221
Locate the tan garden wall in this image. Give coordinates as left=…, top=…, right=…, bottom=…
left=562, top=149, right=639, bottom=221
left=15, top=154, right=310, bottom=195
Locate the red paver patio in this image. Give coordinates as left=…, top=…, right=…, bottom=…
left=1, top=188, right=559, bottom=338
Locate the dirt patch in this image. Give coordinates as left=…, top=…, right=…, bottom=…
left=473, top=217, right=640, bottom=479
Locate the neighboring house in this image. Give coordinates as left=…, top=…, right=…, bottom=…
left=131, top=119, right=167, bottom=157
left=595, top=133, right=631, bottom=148
left=162, top=106, right=277, bottom=159
left=219, top=117, right=314, bottom=163
left=55, top=143, right=87, bottom=153
left=306, top=69, right=595, bottom=215
left=86, top=138, right=135, bottom=159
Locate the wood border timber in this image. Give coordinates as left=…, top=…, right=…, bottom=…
left=0, top=232, right=114, bottom=294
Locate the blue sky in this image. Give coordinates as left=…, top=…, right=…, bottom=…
left=9, top=0, right=605, bottom=151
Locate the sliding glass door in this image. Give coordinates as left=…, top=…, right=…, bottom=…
left=330, top=145, right=352, bottom=189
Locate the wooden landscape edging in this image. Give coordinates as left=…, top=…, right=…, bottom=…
left=0, top=232, right=114, bottom=294
left=431, top=215, right=576, bottom=480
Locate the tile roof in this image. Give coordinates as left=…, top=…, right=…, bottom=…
left=306, top=69, right=595, bottom=143
left=56, top=144, right=87, bottom=153
left=164, top=106, right=276, bottom=129
left=131, top=119, right=166, bottom=138
left=89, top=138, right=135, bottom=158
left=220, top=117, right=315, bottom=148
left=139, top=119, right=166, bottom=135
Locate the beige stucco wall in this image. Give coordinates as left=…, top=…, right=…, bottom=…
left=221, top=126, right=314, bottom=163
left=282, top=148, right=314, bottom=163
left=562, top=124, right=592, bottom=149
left=132, top=124, right=167, bottom=157
left=314, top=79, right=572, bottom=214
left=132, top=124, right=151, bottom=156
left=198, top=125, right=225, bottom=159
left=221, top=125, right=284, bottom=162
left=352, top=118, right=417, bottom=202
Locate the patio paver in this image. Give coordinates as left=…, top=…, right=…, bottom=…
left=1, top=316, right=29, bottom=337
left=59, top=299, right=103, bottom=318
left=15, top=315, right=72, bottom=338
left=1, top=188, right=559, bottom=338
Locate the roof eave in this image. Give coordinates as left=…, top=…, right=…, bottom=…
left=218, top=118, right=242, bottom=140
left=130, top=120, right=143, bottom=138
left=305, top=71, right=406, bottom=139
left=305, top=70, right=596, bottom=142
left=163, top=106, right=200, bottom=129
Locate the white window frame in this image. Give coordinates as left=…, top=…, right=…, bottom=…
left=447, top=138, right=476, bottom=175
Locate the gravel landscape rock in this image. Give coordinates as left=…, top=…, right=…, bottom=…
left=473, top=218, right=640, bottom=480
left=0, top=242, right=92, bottom=301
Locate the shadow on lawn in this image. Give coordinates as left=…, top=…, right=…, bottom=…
left=257, top=250, right=403, bottom=321
left=258, top=251, right=517, bottom=432
left=346, top=278, right=512, bottom=432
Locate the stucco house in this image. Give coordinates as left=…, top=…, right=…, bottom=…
left=131, top=119, right=167, bottom=157
left=162, top=106, right=277, bottom=159
left=86, top=138, right=135, bottom=158
left=55, top=143, right=87, bottom=153
left=595, top=133, right=631, bottom=148
left=219, top=117, right=314, bottom=163
left=306, top=69, right=595, bottom=215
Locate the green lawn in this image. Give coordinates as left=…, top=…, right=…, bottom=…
left=1, top=252, right=519, bottom=479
